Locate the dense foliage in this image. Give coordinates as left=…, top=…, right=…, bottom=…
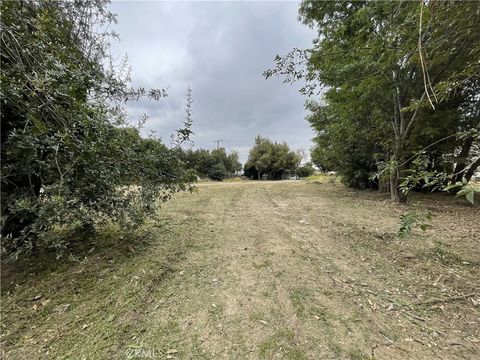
left=244, top=136, right=301, bottom=180
left=181, top=148, right=242, bottom=181
left=296, top=163, right=316, bottom=178
left=1, top=0, right=194, bottom=257
left=266, top=0, right=480, bottom=202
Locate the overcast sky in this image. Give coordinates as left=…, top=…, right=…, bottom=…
left=109, top=0, right=316, bottom=163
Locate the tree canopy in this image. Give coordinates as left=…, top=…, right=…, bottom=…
left=181, top=148, right=242, bottom=181
left=296, top=162, right=316, bottom=178
left=266, top=0, right=480, bottom=202
left=1, top=0, right=194, bottom=257
left=244, top=136, right=301, bottom=180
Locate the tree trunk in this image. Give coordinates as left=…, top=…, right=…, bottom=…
left=389, top=171, right=403, bottom=202
left=451, top=136, right=474, bottom=184
left=464, top=157, right=480, bottom=183
left=390, top=175, right=407, bottom=203
left=389, top=158, right=407, bottom=203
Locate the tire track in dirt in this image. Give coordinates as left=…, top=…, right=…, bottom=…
left=3, top=181, right=478, bottom=359
left=139, top=181, right=479, bottom=359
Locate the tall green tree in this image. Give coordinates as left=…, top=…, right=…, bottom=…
left=266, top=0, right=480, bottom=202
left=1, top=0, right=194, bottom=257
left=244, top=136, right=301, bottom=180
left=182, top=148, right=241, bottom=180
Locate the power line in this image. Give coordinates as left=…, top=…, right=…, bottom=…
left=214, top=139, right=223, bottom=150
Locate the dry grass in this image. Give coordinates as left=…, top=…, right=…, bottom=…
left=1, top=181, right=479, bottom=359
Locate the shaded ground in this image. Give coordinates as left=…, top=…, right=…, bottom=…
left=1, top=181, right=479, bottom=359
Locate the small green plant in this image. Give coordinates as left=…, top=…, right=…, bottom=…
left=398, top=209, right=432, bottom=238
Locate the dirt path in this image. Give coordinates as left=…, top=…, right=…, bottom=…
left=131, top=181, right=479, bottom=359
left=2, top=181, right=479, bottom=359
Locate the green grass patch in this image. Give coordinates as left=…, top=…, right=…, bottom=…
left=289, top=288, right=331, bottom=325
left=0, top=220, right=195, bottom=359
left=259, top=329, right=307, bottom=360
left=305, top=173, right=341, bottom=184
left=289, top=288, right=312, bottom=318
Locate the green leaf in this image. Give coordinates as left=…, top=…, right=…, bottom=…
left=465, top=190, right=474, bottom=204
left=443, top=182, right=463, bottom=192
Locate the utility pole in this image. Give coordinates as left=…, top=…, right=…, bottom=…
left=214, top=139, right=223, bottom=150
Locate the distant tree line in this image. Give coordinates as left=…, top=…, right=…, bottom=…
left=180, top=148, right=242, bottom=181
left=265, top=1, right=480, bottom=203
left=181, top=137, right=314, bottom=182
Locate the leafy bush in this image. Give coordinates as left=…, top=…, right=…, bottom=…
left=1, top=0, right=194, bottom=258
left=266, top=1, right=480, bottom=202
left=296, top=163, right=315, bottom=178
left=244, top=136, right=301, bottom=180
left=208, top=163, right=228, bottom=181
left=398, top=210, right=432, bottom=239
